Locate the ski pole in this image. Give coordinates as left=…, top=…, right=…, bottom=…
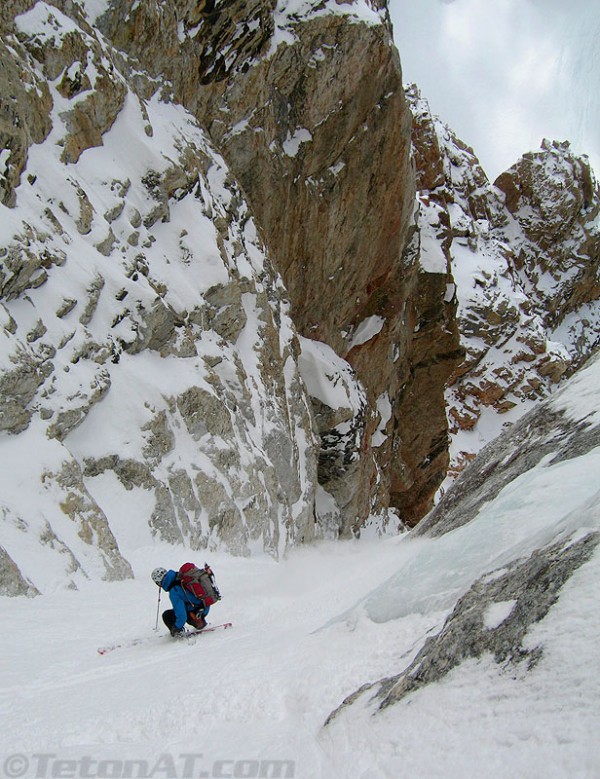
left=154, top=586, right=162, bottom=631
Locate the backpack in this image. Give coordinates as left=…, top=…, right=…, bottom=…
left=176, top=562, right=221, bottom=607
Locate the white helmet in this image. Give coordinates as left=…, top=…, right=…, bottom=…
left=151, top=567, right=167, bottom=586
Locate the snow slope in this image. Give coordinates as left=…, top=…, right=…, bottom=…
left=1, top=356, right=600, bottom=778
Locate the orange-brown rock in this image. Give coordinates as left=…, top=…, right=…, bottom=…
left=495, top=139, right=600, bottom=327
left=408, top=90, right=600, bottom=486
left=97, top=1, right=461, bottom=531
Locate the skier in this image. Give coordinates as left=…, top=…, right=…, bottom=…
left=151, top=566, right=214, bottom=637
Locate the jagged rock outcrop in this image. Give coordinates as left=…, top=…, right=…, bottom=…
left=0, top=544, right=39, bottom=596
left=296, top=336, right=368, bottom=534
left=95, top=0, right=461, bottom=531
left=495, top=139, right=600, bottom=329
left=326, top=530, right=599, bottom=722
left=0, top=35, right=52, bottom=207
left=408, top=89, right=600, bottom=482
left=0, top=1, right=319, bottom=592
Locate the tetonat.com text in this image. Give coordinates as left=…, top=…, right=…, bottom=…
left=1, top=753, right=296, bottom=779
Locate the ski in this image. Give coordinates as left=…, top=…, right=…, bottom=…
left=97, top=622, right=233, bottom=655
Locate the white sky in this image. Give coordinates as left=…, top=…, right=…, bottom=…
left=388, top=0, right=600, bottom=182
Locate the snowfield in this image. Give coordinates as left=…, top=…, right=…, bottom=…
left=0, top=539, right=424, bottom=778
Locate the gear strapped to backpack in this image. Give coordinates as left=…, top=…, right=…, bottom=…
left=176, top=562, right=221, bottom=607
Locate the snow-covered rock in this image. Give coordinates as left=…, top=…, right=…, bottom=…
left=94, top=0, right=463, bottom=533
left=408, top=88, right=600, bottom=484
left=0, top=2, right=318, bottom=592
left=297, top=336, right=367, bottom=536
left=495, top=139, right=600, bottom=334
left=2, top=0, right=600, bottom=597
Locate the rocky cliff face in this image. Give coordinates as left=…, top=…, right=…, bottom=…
left=2, top=1, right=598, bottom=594
left=408, top=89, right=600, bottom=483
left=94, top=0, right=461, bottom=532
left=0, top=0, right=319, bottom=592
left=0, top=0, right=463, bottom=597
